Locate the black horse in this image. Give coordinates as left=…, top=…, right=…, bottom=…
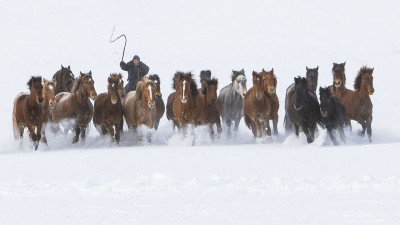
left=287, top=76, right=323, bottom=143
left=319, top=87, right=346, bottom=145
left=284, top=66, right=319, bottom=133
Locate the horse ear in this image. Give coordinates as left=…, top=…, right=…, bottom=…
left=343, top=61, right=346, bottom=66
left=306, top=66, right=309, bottom=70
left=80, top=72, right=84, bottom=77
left=88, top=71, right=92, bottom=75
left=108, top=76, right=112, bottom=84
left=333, top=63, right=337, bottom=67
left=372, top=68, right=374, bottom=73
left=252, top=71, right=257, bottom=76
left=262, top=69, right=266, bottom=73
left=52, top=77, right=57, bottom=87
left=61, top=64, right=64, bottom=69
left=271, top=68, right=274, bottom=74
left=68, top=65, right=70, bottom=69
left=316, top=66, right=319, bottom=71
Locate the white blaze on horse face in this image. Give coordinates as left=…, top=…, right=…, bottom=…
left=148, top=84, right=152, bottom=100
left=182, top=80, right=186, bottom=99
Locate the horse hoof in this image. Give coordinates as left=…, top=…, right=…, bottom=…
left=34, top=142, right=39, bottom=150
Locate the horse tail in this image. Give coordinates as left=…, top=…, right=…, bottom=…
left=12, top=93, right=25, bottom=139
left=317, top=112, right=325, bottom=129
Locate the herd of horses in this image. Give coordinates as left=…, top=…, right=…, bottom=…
left=12, top=62, right=375, bottom=150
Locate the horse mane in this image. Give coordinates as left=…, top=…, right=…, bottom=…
left=27, top=76, right=42, bottom=90
left=172, top=71, right=185, bottom=90
left=202, top=78, right=218, bottom=95
left=187, top=72, right=199, bottom=97
left=148, top=74, right=160, bottom=84
left=354, top=66, right=374, bottom=91
left=71, top=72, right=92, bottom=95
left=231, top=69, right=245, bottom=83
left=200, top=70, right=211, bottom=82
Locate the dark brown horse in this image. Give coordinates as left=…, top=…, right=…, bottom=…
left=244, top=70, right=271, bottom=138
left=52, top=65, right=75, bottom=96
left=13, top=76, right=45, bottom=150
left=199, top=70, right=211, bottom=92
left=40, top=78, right=57, bottom=144
left=123, top=77, right=157, bottom=142
left=329, top=62, right=347, bottom=98
left=171, top=72, right=199, bottom=136
left=262, top=69, right=279, bottom=135
left=51, top=71, right=97, bottom=143
left=338, top=66, right=374, bottom=142
left=148, top=74, right=164, bottom=130
left=199, top=78, right=222, bottom=139
left=93, top=73, right=124, bottom=143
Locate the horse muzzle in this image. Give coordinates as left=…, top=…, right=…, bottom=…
left=211, top=99, right=216, bottom=105
left=369, top=88, right=375, bottom=95
left=268, top=88, right=276, bottom=95
left=241, top=91, right=246, bottom=98
left=334, top=81, right=341, bottom=88
left=180, top=97, right=187, bottom=103
left=49, top=101, right=56, bottom=108
left=38, top=97, right=44, bottom=104
left=294, top=104, right=302, bottom=111
left=90, top=93, right=97, bottom=101
left=111, top=98, right=118, bottom=105
left=148, top=102, right=155, bottom=108
left=256, top=94, right=263, bottom=100
left=156, top=91, right=162, bottom=99
left=321, top=110, right=328, bottom=117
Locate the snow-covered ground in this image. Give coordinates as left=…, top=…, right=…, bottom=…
left=1, top=0, right=400, bottom=224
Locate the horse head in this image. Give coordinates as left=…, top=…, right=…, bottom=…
left=203, top=78, right=218, bottom=105
left=78, top=71, right=97, bottom=101
left=232, top=69, right=247, bottom=98
left=148, top=74, right=162, bottom=99
left=261, top=68, right=277, bottom=96
left=332, top=62, right=346, bottom=88
left=252, top=71, right=265, bottom=100
left=200, top=70, right=212, bottom=90
left=355, top=66, right=374, bottom=95
left=319, top=86, right=331, bottom=117
left=43, top=78, right=56, bottom=108
left=137, top=77, right=156, bottom=108
left=294, top=76, right=308, bottom=111
left=175, top=72, right=198, bottom=104
left=27, top=76, right=44, bottom=104
left=108, top=74, right=124, bottom=105
left=306, top=66, right=319, bottom=92
left=60, top=65, right=75, bottom=92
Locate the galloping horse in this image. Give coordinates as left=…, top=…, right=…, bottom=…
left=93, top=73, right=124, bottom=143
left=339, top=66, right=374, bottom=142
left=328, top=62, right=347, bottom=98
left=284, top=66, right=319, bottom=132
left=52, top=65, right=75, bottom=96
left=172, top=72, right=199, bottom=136
left=244, top=70, right=271, bottom=138
left=52, top=71, right=97, bottom=143
left=148, top=74, right=164, bottom=130
left=286, top=77, right=323, bottom=143
left=262, top=69, right=279, bottom=135
left=123, top=77, right=157, bottom=143
left=40, top=78, right=57, bottom=144
left=13, top=76, right=45, bottom=150
left=218, top=69, right=247, bottom=135
left=199, top=78, right=222, bottom=139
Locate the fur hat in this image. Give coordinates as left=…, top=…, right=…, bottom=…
left=133, top=55, right=140, bottom=61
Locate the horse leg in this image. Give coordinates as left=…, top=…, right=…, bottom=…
left=154, top=118, right=160, bottom=131
left=294, top=124, right=300, bottom=137
left=284, top=113, right=293, bottom=133
left=41, top=126, right=48, bottom=145
left=234, top=118, right=241, bottom=132
left=255, top=119, right=262, bottom=138
left=208, top=124, right=215, bottom=140
left=226, top=119, right=232, bottom=136
left=216, top=118, right=222, bottom=139
left=72, top=125, right=81, bottom=144
left=115, top=123, right=122, bottom=144
left=273, top=115, right=279, bottom=135
left=327, top=127, right=339, bottom=145
left=367, top=116, right=372, bottom=143
left=301, top=125, right=313, bottom=143
left=26, top=122, right=38, bottom=149
left=105, top=123, right=115, bottom=142
left=265, top=120, right=272, bottom=136
left=80, top=126, right=87, bottom=143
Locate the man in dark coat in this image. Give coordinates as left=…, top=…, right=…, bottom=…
left=120, top=55, right=150, bottom=93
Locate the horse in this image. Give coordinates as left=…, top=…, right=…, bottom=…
left=284, top=66, right=319, bottom=133
left=199, top=70, right=211, bottom=92
left=51, top=71, right=97, bottom=143
left=52, top=65, right=75, bottom=96
left=244, top=70, right=271, bottom=138
left=148, top=74, right=164, bottom=130
left=218, top=69, right=247, bottom=136
left=40, top=78, right=57, bottom=144
left=93, top=73, right=124, bottom=143
left=12, top=76, right=45, bottom=150
left=199, top=78, right=222, bottom=139
left=286, top=76, right=323, bottom=143
left=123, top=77, right=157, bottom=143
left=328, top=62, right=347, bottom=98
left=319, top=86, right=346, bottom=145
left=338, top=66, right=374, bottom=142
left=172, top=72, right=199, bottom=136
left=262, top=69, right=279, bottom=135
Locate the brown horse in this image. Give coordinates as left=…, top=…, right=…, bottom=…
left=329, top=62, right=347, bottom=98
left=123, top=77, right=157, bottom=142
left=338, top=66, right=374, bottom=142
left=51, top=71, right=97, bottom=143
left=40, top=78, right=57, bottom=144
left=244, top=70, right=271, bottom=138
left=262, top=69, right=279, bottom=135
left=12, top=76, right=45, bottom=150
left=172, top=72, right=199, bottom=136
left=52, top=65, right=75, bottom=96
left=93, top=73, right=125, bottom=143
left=148, top=74, right=164, bottom=130
left=198, top=78, right=222, bottom=139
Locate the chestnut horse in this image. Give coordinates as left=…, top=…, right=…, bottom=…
left=40, top=78, right=57, bottom=144
left=52, top=65, right=75, bottom=96
left=172, top=72, right=199, bottom=136
left=13, top=76, right=44, bottom=150
left=338, top=66, right=374, bottom=142
left=244, top=70, right=271, bottom=138
left=93, top=73, right=125, bottom=143
left=262, top=69, right=279, bottom=135
left=51, top=71, right=97, bottom=143
left=148, top=74, right=164, bottom=130
left=199, top=78, right=222, bottom=139
left=123, top=77, right=157, bottom=142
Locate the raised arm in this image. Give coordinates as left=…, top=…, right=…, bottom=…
left=120, top=61, right=129, bottom=71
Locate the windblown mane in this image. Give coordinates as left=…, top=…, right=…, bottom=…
left=148, top=74, right=160, bottom=84
left=354, top=66, right=374, bottom=91
left=27, top=76, right=42, bottom=90
left=172, top=71, right=185, bottom=90
left=187, top=73, right=199, bottom=97
left=202, top=78, right=218, bottom=95
left=231, top=69, right=245, bottom=83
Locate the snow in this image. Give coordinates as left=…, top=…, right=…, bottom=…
left=1, top=0, right=400, bottom=224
